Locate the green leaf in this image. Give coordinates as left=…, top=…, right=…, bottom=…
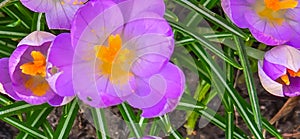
left=173, top=0, right=249, bottom=40
left=41, top=121, right=54, bottom=139
left=53, top=100, right=79, bottom=139
left=189, top=43, right=264, bottom=138
left=178, top=101, right=248, bottom=139
left=1, top=117, right=48, bottom=139
left=16, top=107, right=53, bottom=139
left=0, top=94, right=13, bottom=105
left=0, top=27, right=28, bottom=38
left=233, top=36, right=262, bottom=131
left=91, top=108, right=110, bottom=139
left=0, top=101, right=50, bottom=118
left=118, top=103, right=143, bottom=138
left=170, top=20, right=243, bottom=70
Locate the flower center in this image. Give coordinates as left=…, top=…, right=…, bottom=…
left=256, top=0, right=298, bottom=25
left=20, top=51, right=49, bottom=96
left=264, top=0, right=298, bottom=11
left=278, top=69, right=300, bottom=85
left=20, top=51, right=46, bottom=77
left=95, top=34, right=135, bottom=84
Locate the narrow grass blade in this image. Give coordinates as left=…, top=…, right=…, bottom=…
left=178, top=101, right=248, bottom=139
left=234, top=36, right=262, bottom=131
left=118, top=103, right=143, bottom=138
left=16, top=107, right=53, bottom=139
left=1, top=117, right=48, bottom=139
left=174, top=0, right=248, bottom=40
left=224, top=47, right=235, bottom=139
left=170, top=21, right=243, bottom=70
left=53, top=100, right=79, bottom=139
left=189, top=43, right=263, bottom=138
left=0, top=94, right=13, bottom=105
left=0, top=101, right=50, bottom=118
left=91, top=108, right=110, bottom=139
left=42, top=121, right=54, bottom=139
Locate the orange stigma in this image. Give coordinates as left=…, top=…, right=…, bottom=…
left=20, top=51, right=49, bottom=96
left=287, top=69, right=300, bottom=77
left=278, top=69, right=300, bottom=86
left=280, top=74, right=290, bottom=85
left=264, top=0, right=298, bottom=11
left=20, top=51, right=46, bottom=77
left=95, top=34, right=135, bottom=84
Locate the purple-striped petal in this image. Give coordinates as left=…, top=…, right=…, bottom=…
left=126, top=63, right=185, bottom=117
left=47, top=33, right=74, bottom=96
left=264, top=45, right=300, bottom=72
left=283, top=77, right=300, bottom=97
left=0, top=58, right=21, bottom=100
left=221, top=0, right=252, bottom=28
left=258, top=61, right=284, bottom=97
left=262, top=59, right=286, bottom=80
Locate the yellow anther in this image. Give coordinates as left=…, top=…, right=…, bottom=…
left=20, top=51, right=46, bottom=77
left=280, top=74, right=290, bottom=85
left=264, top=0, right=298, bottom=11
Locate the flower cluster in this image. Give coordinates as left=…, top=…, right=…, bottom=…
left=222, top=0, right=300, bottom=97
left=0, top=0, right=185, bottom=118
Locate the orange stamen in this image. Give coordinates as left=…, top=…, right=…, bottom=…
left=264, top=0, right=298, bottom=11
left=95, top=34, right=135, bottom=84
left=287, top=69, right=300, bottom=77
left=20, top=51, right=46, bottom=77
left=280, top=74, right=290, bottom=85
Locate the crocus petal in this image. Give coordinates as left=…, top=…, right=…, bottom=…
left=75, top=73, right=123, bottom=107
left=258, top=61, right=284, bottom=97
left=141, top=98, right=178, bottom=118
left=48, top=95, right=74, bottom=106
left=21, top=0, right=86, bottom=30
left=124, top=34, right=173, bottom=77
left=121, top=14, right=173, bottom=44
left=96, top=76, right=124, bottom=107
left=64, top=0, right=88, bottom=4
left=47, top=33, right=74, bottom=96
left=125, top=76, right=166, bottom=109
left=45, top=3, right=81, bottom=29
left=246, top=11, right=293, bottom=45
left=18, top=31, right=55, bottom=47
left=127, top=63, right=185, bottom=117
left=285, top=5, right=300, bottom=48
left=115, top=0, right=165, bottom=20
left=72, top=0, right=123, bottom=48
left=221, top=0, right=252, bottom=28
left=264, top=45, right=300, bottom=72
left=20, top=0, right=55, bottom=12
left=283, top=77, right=300, bottom=97
left=0, top=58, right=21, bottom=100
left=262, top=59, right=286, bottom=80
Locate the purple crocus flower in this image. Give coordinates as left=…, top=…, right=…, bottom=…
left=258, top=45, right=300, bottom=97
left=222, top=0, right=300, bottom=46
left=71, top=0, right=185, bottom=118
left=0, top=31, right=73, bottom=106
left=20, top=0, right=88, bottom=30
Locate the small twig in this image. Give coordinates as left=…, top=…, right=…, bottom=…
left=269, top=96, right=300, bottom=125
left=0, top=0, right=11, bottom=9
